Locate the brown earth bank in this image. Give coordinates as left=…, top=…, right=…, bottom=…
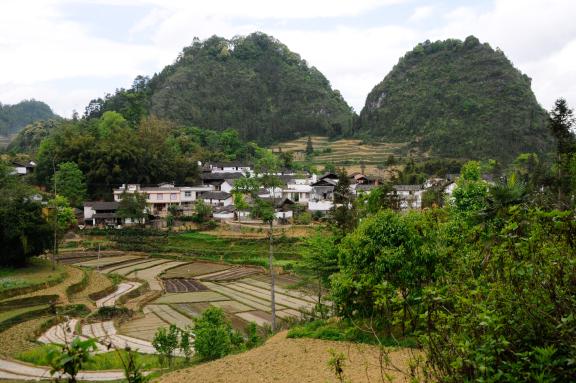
left=155, top=331, right=418, bottom=383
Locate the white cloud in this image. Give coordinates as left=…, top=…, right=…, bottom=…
left=410, top=6, right=434, bottom=22
left=0, top=0, right=575, bottom=117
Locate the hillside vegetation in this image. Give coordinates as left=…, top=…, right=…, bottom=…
left=358, top=36, right=553, bottom=164
left=0, top=100, right=58, bottom=137
left=86, top=32, right=354, bottom=144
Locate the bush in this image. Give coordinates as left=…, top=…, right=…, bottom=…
left=193, top=307, right=236, bottom=361
left=294, top=211, right=312, bottom=225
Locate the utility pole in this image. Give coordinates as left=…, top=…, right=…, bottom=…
left=52, top=157, right=57, bottom=271
left=269, top=208, right=276, bottom=332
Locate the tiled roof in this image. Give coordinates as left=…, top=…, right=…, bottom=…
left=84, top=201, right=119, bottom=210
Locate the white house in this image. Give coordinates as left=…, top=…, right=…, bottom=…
left=393, top=185, right=424, bottom=210
left=202, top=191, right=234, bottom=207
left=11, top=160, right=36, bottom=175
left=209, top=162, right=253, bottom=174
left=114, top=183, right=212, bottom=217
left=282, top=183, right=312, bottom=204
left=83, top=201, right=121, bottom=226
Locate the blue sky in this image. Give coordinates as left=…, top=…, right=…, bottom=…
left=1, top=0, right=575, bottom=117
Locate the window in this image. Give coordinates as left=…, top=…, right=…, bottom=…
left=171, top=193, right=177, bottom=200
left=157, top=194, right=163, bottom=201
left=146, top=194, right=151, bottom=200
left=184, top=191, right=192, bottom=197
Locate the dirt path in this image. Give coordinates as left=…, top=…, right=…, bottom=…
left=156, top=331, right=418, bottom=383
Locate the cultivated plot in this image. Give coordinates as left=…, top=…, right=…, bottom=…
left=126, top=261, right=187, bottom=290
left=155, top=291, right=229, bottom=304
left=163, top=278, right=208, bottom=293
left=145, top=305, right=193, bottom=328
left=106, top=259, right=171, bottom=276
left=161, top=262, right=231, bottom=278
left=73, top=255, right=142, bottom=268
left=197, top=267, right=260, bottom=282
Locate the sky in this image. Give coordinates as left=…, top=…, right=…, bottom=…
left=0, top=0, right=575, bottom=117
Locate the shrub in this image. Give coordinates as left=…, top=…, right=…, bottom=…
left=193, top=307, right=236, bottom=361
left=152, top=325, right=180, bottom=367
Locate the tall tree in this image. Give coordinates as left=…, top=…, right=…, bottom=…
left=0, top=162, right=52, bottom=267
left=53, top=162, right=87, bottom=208
left=254, top=149, right=284, bottom=331
left=305, top=136, right=314, bottom=157
left=116, top=192, right=147, bottom=225
left=331, top=168, right=356, bottom=235
left=549, top=98, right=575, bottom=206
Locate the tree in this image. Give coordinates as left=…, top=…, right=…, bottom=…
left=0, top=162, right=52, bottom=266
left=116, top=192, right=147, bottom=225
left=356, top=183, right=399, bottom=215
left=53, top=162, right=87, bottom=208
left=152, top=325, right=180, bottom=368
left=193, top=307, right=235, bottom=360
left=451, top=161, right=489, bottom=222
left=331, top=209, right=443, bottom=337
left=192, top=199, right=212, bottom=224
left=305, top=136, right=314, bottom=157
left=298, top=231, right=339, bottom=314
left=330, top=168, right=356, bottom=235
left=47, top=195, right=77, bottom=268
left=254, top=149, right=284, bottom=331
left=549, top=98, right=575, bottom=206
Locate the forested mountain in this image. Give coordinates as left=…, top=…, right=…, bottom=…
left=358, top=36, right=553, bottom=164
left=7, top=120, right=59, bottom=153
left=86, top=32, right=354, bottom=144
left=0, top=100, right=58, bottom=136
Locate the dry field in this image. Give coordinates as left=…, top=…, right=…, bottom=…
left=155, top=331, right=418, bottom=383
left=271, top=136, right=407, bottom=176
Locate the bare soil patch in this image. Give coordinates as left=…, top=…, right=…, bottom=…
left=155, top=331, right=417, bottom=383
left=0, top=318, right=48, bottom=357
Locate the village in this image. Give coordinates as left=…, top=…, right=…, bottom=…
left=80, top=161, right=461, bottom=228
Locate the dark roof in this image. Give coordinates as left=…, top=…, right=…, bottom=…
left=259, top=197, right=295, bottom=208
left=202, top=191, right=232, bottom=200
left=393, top=185, right=423, bottom=192
left=211, top=161, right=252, bottom=168
left=92, top=212, right=117, bottom=219
left=84, top=201, right=119, bottom=210
left=312, top=179, right=338, bottom=187
left=11, top=160, right=35, bottom=168
left=201, top=172, right=244, bottom=181
left=319, top=172, right=339, bottom=180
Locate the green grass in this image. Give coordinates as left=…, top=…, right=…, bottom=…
left=143, top=231, right=303, bottom=263
left=0, top=305, right=49, bottom=322
left=17, top=344, right=186, bottom=370
left=287, top=319, right=418, bottom=348
left=0, top=258, right=66, bottom=293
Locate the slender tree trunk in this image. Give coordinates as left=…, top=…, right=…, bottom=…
left=269, top=219, right=276, bottom=331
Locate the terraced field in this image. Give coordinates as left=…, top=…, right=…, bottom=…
left=164, top=278, right=208, bottom=293
left=272, top=136, right=407, bottom=167
left=126, top=261, right=187, bottom=290
left=118, top=313, right=168, bottom=342
left=197, top=267, right=261, bottom=282
left=73, top=255, right=143, bottom=269
left=105, top=258, right=171, bottom=276
left=161, top=262, right=231, bottom=278
left=68, top=255, right=316, bottom=336
left=144, top=305, right=192, bottom=329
